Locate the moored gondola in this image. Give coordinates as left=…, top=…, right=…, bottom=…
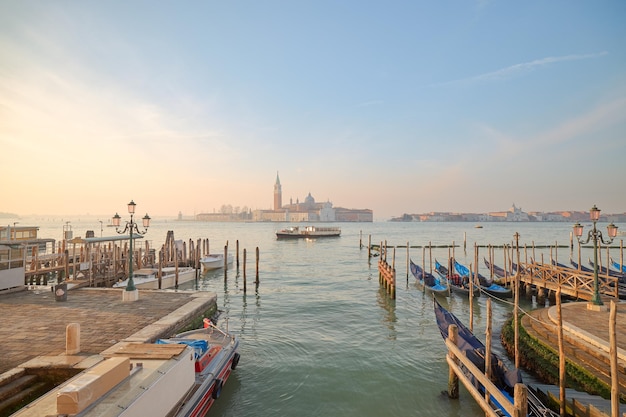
left=433, top=298, right=559, bottom=417
left=434, top=259, right=480, bottom=297
left=454, top=258, right=512, bottom=298
left=410, top=259, right=449, bottom=295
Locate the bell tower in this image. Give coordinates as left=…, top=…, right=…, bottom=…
left=274, top=172, right=282, bottom=211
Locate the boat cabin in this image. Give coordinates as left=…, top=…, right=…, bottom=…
left=0, top=225, right=55, bottom=292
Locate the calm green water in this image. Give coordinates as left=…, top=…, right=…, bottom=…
left=26, top=218, right=622, bottom=416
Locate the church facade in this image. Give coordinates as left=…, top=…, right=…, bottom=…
left=252, top=173, right=373, bottom=222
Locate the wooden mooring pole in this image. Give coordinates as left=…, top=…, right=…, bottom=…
left=243, top=248, right=247, bottom=293
left=447, top=324, right=459, bottom=399
left=422, top=247, right=427, bottom=294
left=406, top=241, right=409, bottom=283
left=223, top=244, right=228, bottom=280
left=236, top=240, right=240, bottom=268
left=610, top=300, right=618, bottom=417
left=255, top=247, right=260, bottom=285
left=514, top=385, right=528, bottom=417
left=378, top=256, right=396, bottom=299
left=514, top=233, right=520, bottom=369
left=556, top=287, right=566, bottom=417
left=468, top=258, right=475, bottom=328
left=485, top=298, right=492, bottom=406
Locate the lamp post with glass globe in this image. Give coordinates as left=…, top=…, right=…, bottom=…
left=572, top=205, right=618, bottom=308
left=112, top=200, right=151, bottom=301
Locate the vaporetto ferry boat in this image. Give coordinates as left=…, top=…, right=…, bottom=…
left=275, top=225, right=341, bottom=239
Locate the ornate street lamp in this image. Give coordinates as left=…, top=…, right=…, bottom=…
left=573, top=205, right=618, bottom=306
left=112, top=200, right=151, bottom=293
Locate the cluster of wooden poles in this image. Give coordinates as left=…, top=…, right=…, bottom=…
left=360, top=230, right=624, bottom=255
left=445, top=291, right=621, bottom=417
left=364, top=231, right=623, bottom=417
left=24, top=231, right=261, bottom=292
left=366, top=230, right=626, bottom=303
left=128, top=234, right=262, bottom=292
left=213, top=239, right=261, bottom=293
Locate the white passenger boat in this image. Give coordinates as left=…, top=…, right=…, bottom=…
left=12, top=320, right=240, bottom=417
left=199, top=254, right=233, bottom=270
left=112, top=266, right=197, bottom=289
left=276, top=225, right=341, bottom=239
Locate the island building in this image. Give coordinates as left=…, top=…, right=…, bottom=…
left=391, top=203, right=626, bottom=223
left=488, top=204, right=530, bottom=221
left=251, top=173, right=373, bottom=222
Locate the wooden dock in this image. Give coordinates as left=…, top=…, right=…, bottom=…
left=21, top=232, right=235, bottom=288
left=514, top=261, right=620, bottom=302
left=378, top=258, right=396, bottom=298
left=376, top=242, right=396, bottom=298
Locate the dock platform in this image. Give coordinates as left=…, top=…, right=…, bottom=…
left=523, top=301, right=626, bottom=416
left=0, top=288, right=217, bottom=375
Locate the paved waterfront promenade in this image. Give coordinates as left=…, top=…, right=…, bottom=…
left=0, top=287, right=216, bottom=375
left=523, top=300, right=626, bottom=415
left=525, top=300, right=626, bottom=361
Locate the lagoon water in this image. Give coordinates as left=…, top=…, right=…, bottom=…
left=25, top=217, right=619, bottom=417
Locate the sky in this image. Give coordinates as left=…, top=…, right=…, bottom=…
left=1, top=1, right=625, bottom=221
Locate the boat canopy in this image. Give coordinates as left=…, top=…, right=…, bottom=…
left=67, top=235, right=145, bottom=244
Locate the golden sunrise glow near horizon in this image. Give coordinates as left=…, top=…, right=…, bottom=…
left=1, top=2, right=625, bottom=221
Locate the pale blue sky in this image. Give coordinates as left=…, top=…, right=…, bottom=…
left=1, top=1, right=625, bottom=220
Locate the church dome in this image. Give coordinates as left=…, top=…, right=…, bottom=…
left=304, top=192, right=315, bottom=206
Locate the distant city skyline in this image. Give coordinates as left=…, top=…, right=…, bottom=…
left=1, top=2, right=624, bottom=220
left=3, top=202, right=625, bottom=223
left=391, top=203, right=626, bottom=222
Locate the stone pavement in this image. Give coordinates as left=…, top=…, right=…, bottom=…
left=0, top=287, right=215, bottom=375
left=523, top=300, right=626, bottom=390
left=548, top=301, right=626, bottom=358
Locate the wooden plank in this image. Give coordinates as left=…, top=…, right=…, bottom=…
left=107, top=343, right=187, bottom=359
left=445, top=337, right=517, bottom=417
left=446, top=356, right=502, bottom=417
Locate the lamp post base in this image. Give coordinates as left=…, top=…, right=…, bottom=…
left=586, top=302, right=607, bottom=312
left=122, top=289, right=139, bottom=302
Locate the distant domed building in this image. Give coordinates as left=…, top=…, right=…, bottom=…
left=488, top=203, right=530, bottom=222
left=252, top=173, right=372, bottom=222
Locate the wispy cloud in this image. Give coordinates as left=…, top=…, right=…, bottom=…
left=436, top=52, right=608, bottom=87
left=473, top=95, right=626, bottom=160
left=532, top=95, right=626, bottom=147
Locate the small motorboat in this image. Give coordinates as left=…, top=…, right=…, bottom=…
left=200, top=253, right=234, bottom=270
left=15, top=320, right=240, bottom=417
left=157, top=319, right=241, bottom=416
left=113, top=266, right=197, bottom=289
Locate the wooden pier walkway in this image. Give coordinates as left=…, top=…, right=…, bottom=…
left=510, top=261, right=621, bottom=302
left=19, top=231, right=258, bottom=290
